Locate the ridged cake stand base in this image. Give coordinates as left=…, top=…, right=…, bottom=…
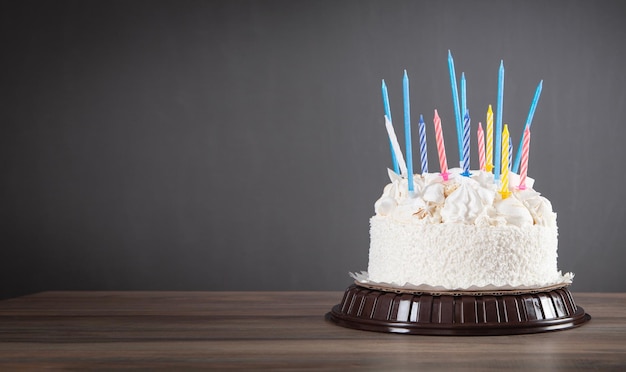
left=327, top=284, right=590, bottom=335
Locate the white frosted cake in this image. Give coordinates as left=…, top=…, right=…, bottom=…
left=365, top=168, right=572, bottom=290
left=331, top=53, right=588, bottom=336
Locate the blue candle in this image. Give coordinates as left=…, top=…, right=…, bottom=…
left=494, top=60, right=504, bottom=180
left=419, top=114, right=428, bottom=174
left=461, top=72, right=467, bottom=129
left=462, top=110, right=471, bottom=177
left=512, top=80, right=543, bottom=173
left=382, top=79, right=400, bottom=174
left=447, top=51, right=463, bottom=165
left=403, top=70, right=414, bottom=192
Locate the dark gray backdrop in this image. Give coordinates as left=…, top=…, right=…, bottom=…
left=1, top=0, right=625, bottom=299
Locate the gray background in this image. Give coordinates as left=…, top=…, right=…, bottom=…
left=1, top=0, right=625, bottom=299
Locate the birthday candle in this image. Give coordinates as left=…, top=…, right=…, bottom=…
left=477, top=122, right=486, bottom=171
left=382, top=79, right=400, bottom=174
left=508, top=136, right=512, bottom=171
left=433, top=109, right=449, bottom=179
left=486, top=105, right=494, bottom=172
left=419, top=114, right=428, bottom=174
left=384, top=115, right=407, bottom=177
left=500, top=124, right=511, bottom=198
left=403, top=70, right=414, bottom=191
left=461, top=110, right=471, bottom=176
left=512, top=80, right=543, bottom=173
left=447, top=51, right=463, bottom=164
left=495, top=61, right=505, bottom=180
left=461, top=72, right=467, bottom=128
left=518, top=127, right=531, bottom=190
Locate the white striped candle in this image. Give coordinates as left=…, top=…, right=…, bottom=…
left=384, top=115, right=407, bottom=177
left=381, top=79, right=400, bottom=174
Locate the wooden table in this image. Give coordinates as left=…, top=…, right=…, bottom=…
left=0, top=291, right=625, bottom=370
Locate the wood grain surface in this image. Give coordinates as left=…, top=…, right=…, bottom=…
left=0, top=291, right=625, bottom=370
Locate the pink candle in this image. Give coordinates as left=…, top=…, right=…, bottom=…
left=518, top=128, right=531, bottom=190
left=433, top=109, right=449, bottom=180
left=477, top=122, right=486, bottom=171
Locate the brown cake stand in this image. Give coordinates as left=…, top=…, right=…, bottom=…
left=327, top=283, right=590, bottom=335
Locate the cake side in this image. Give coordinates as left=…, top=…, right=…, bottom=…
left=368, top=216, right=565, bottom=289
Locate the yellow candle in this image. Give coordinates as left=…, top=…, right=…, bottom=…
left=500, top=124, right=511, bottom=199
left=486, top=105, right=494, bottom=172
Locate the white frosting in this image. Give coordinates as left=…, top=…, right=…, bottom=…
left=367, top=169, right=571, bottom=289
left=373, top=168, right=555, bottom=228
left=495, top=196, right=534, bottom=228
left=440, top=177, right=490, bottom=224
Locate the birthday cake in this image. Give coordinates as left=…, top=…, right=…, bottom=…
left=356, top=55, right=573, bottom=292
left=329, top=52, right=588, bottom=336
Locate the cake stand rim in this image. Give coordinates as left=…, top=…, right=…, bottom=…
left=354, top=280, right=572, bottom=296
left=326, top=284, right=591, bottom=336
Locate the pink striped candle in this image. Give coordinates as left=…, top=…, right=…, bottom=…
left=477, top=122, right=486, bottom=171
left=518, top=128, right=531, bottom=190
left=433, top=109, right=449, bottom=180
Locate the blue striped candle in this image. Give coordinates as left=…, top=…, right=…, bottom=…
left=462, top=110, right=471, bottom=177
left=419, top=114, right=428, bottom=174
left=512, top=80, right=543, bottom=173
left=382, top=79, right=400, bottom=174
left=494, top=60, right=505, bottom=180
left=403, top=70, right=414, bottom=192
